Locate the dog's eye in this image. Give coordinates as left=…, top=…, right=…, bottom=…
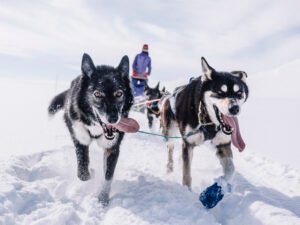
left=237, top=91, right=243, bottom=98
left=115, top=91, right=123, bottom=98
left=94, top=91, right=104, bottom=98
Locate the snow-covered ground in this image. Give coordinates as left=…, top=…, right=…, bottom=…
left=0, top=61, right=300, bottom=225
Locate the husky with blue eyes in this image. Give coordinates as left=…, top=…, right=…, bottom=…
left=48, top=53, right=139, bottom=206
left=160, top=57, right=249, bottom=208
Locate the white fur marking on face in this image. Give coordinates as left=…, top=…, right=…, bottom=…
left=233, top=84, right=240, bottom=92
left=204, top=91, right=231, bottom=119
left=221, top=85, right=228, bottom=92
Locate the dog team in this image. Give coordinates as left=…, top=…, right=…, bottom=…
left=48, top=44, right=249, bottom=208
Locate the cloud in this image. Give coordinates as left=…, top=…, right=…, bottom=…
left=0, top=0, right=299, bottom=80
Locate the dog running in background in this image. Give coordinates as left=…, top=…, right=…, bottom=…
left=48, top=53, right=139, bottom=206
left=144, top=82, right=166, bottom=129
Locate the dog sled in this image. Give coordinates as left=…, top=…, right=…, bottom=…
left=131, top=74, right=148, bottom=112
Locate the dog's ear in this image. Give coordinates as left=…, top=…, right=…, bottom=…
left=81, top=53, right=96, bottom=78
left=231, top=71, right=247, bottom=82
left=118, top=55, right=129, bottom=78
left=155, top=82, right=160, bottom=90
left=161, top=86, right=166, bottom=93
left=201, top=57, right=213, bottom=81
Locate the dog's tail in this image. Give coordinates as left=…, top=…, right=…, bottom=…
left=48, top=90, right=68, bottom=115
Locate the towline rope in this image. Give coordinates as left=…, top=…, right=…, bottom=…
left=137, top=122, right=215, bottom=139
left=133, top=98, right=161, bottom=107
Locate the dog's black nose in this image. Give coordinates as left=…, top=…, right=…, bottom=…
left=229, top=105, right=239, bottom=115
left=108, top=115, right=118, bottom=124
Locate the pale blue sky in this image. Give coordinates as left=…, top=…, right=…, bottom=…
left=0, top=0, right=300, bottom=81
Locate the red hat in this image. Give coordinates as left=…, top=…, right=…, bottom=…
left=142, top=44, right=149, bottom=52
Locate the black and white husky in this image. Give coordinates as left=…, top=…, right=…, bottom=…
left=144, top=82, right=165, bottom=128
left=48, top=53, right=139, bottom=206
left=160, top=57, right=249, bottom=208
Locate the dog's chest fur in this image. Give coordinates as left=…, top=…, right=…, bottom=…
left=72, top=120, right=119, bottom=148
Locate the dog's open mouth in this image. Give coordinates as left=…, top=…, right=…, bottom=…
left=100, top=118, right=139, bottom=140
left=101, top=124, right=118, bottom=140
left=107, top=118, right=140, bottom=133
left=93, top=108, right=140, bottom=137
left=213, top=105, right=245, bottom=152
left=93, top=108, right=140, bottom=140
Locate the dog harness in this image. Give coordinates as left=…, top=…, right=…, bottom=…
left=196, top=101, right=220, bottom=140
left=168, top=86, right=186, bottom=115
left=147, top=101, right=160, bottom=116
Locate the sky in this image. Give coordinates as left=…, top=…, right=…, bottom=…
left=0, top=0, right=300, bottom=81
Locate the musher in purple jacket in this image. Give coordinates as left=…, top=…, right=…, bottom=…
left=131, top=44, right=152, bottom=96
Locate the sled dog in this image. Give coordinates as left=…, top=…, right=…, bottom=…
left=48, top=53, right=139, bottom=205
left=160, top=57, right=249, bottom=189
left=144, top=82, right=166, bottom=128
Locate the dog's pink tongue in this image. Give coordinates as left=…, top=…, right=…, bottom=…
left=222, top=115, right=245, bottom=152
left=114, top=118, right=140, bottom=133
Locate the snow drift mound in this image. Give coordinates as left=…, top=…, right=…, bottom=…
left=0, top=112, right=299, bottom=225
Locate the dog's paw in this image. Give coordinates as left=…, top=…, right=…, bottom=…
left=199, top=177, right=232, bottom=209
left=98, top=191, right=109, bottom=207
left=199, top=182, right=224, bottom=209
left=77, top=169, right=90, bottom=181
left=166, top=162, right=173, bottom=173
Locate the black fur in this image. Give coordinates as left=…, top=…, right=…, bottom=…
left=48, top=90, right=68, bottom=115
left=48, top=53, right=133, bottom=205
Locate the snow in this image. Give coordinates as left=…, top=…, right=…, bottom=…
left=0, top=65, right=300, bottom=225
left=0, top=120, right=299, bottom=224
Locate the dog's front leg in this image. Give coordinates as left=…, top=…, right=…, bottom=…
left=74, top=140, right=91, bottom=181
left=216, top=142, right=234, bottom=182
left=199, top=142, right=234, bottom=209
left=147, top=111, right=154, bottom=128
left=182, top=140, right=194, bottom=189
left=99, top=147, right=120, bottom=206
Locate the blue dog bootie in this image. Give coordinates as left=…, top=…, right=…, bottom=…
left=199, top=177, right=232, bottom=209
